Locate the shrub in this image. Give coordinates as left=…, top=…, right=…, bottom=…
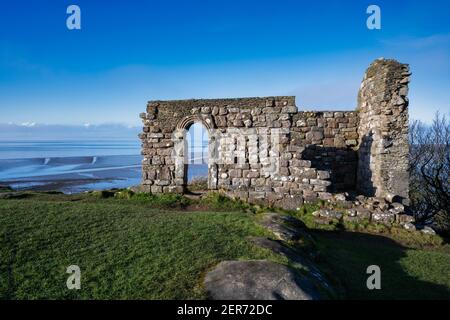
left=187, top=177, right=208, bottom=191
left=0, top=185, right=13, bottom=193
left=130, top=192, right=154, bottom=201
left=200, top=192, right=249, bottom=212
left=409, top=112, right=449, bottom=236
left=150, top=193, right=191, bottom=208
left=366, top=223, right=389, bottom=234
left=90, top=190, right=115, bottom=198
left=114, top=189, right=135, bottom=200
left=297, top=203, right=321, bottom=216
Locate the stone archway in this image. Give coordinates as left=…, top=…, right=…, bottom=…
left=173, top=115, right=218, bottom=192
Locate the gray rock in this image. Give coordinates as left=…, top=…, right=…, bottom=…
left=259, top=212, right=302, bottom=241
left=334, top=193, right=347, bottom=202
left=374, top=198, right=389, bottom=211
left=313, top=217, right=334, bottom=225
left=343, top=215, right=363, bottom=223
left=390, top=202, right=405, bottom=214
left=248, top=237, right=334, bottom=293
left=275, top=196, right=304, bottom=211
left=312, top=209, right=343, bottom=220
left=371, top=211, right=395, bottom=225
left=201, top=106, right=211, bottom=114
left=421, top=226, right=436, bottom=235
left=403, top=222, right=416, bottom=231
left=355, top=207, right=372, bottom=220
left=385, top=193, right=398, bottom=203
left=204, top=260, right=322, bottom=300
left=396, top=214, right=414, bottom=224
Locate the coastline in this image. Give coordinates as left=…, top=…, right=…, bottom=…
left=0, top=154, right=142, bottom=194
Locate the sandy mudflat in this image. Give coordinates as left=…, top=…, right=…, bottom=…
left=0, top=154, right=142, bottom=194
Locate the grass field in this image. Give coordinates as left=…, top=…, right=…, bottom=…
left=0, top=192, right=449, bottom=299
left=0, top=193, right=283, bottom=299
left=313, top=231, right=450, bottom=299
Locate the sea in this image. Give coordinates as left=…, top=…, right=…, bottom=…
left=0, top=140, right=208, bottom=194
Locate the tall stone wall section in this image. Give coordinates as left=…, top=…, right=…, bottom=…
left=356, top=59, right=410, bottom=204
left=139, top=58, right=410, bottom=208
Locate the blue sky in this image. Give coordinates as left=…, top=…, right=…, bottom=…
left=0, top=0, right=449, bottom=128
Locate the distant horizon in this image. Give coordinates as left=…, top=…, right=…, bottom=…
left=0, top=123, right=141, bottom=141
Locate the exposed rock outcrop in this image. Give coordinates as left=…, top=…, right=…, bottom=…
left=204, top=260, right=322, bottom=300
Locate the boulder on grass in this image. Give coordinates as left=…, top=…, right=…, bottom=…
left=204, top=260, right=322, bottom=300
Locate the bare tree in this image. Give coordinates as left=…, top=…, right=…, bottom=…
left=409, top=112, right=450, bottom=234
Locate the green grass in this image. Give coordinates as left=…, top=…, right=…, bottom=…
left=186, top=177, right=208, bottom=192
left=0, top=193, right=283, bottom=299
left=0, top=185, right=13, bottom=193
left=199, top=192, right=251, bottom=212
left=1, top=192, right=449, bottom=300
left=313, top=231, right=450, bottom=299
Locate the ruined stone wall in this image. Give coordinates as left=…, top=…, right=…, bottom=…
left=139, top=97, right=358, bottom=209
left=139, top=58, right=410, bottom=208
left=356, top=59, right=410, bottom=204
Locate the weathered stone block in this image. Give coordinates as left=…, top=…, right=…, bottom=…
left=229, top=169, right=242, bottom=178
left=151, top=185, right=162, bottom=193
left=317, top=170, right=330, bottom=180
left=290, top=159, right=311, bottom=168
left=249, top=191, right=266, bottom=199
left=156, top=180, right=170, bottom=186
left=281, top=105, right=297, bottom=113
left=148, top=133, right=164, bottom=139
left=244, top=169, right=260, bottom=178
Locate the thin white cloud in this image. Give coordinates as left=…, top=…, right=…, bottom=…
left=20, top=122, right=36, bottom=127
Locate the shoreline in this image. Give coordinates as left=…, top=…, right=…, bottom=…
left=0, top=153, right=143, bottom=194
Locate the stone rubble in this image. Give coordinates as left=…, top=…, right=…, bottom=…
left=310, top=192, right=416, bottom=229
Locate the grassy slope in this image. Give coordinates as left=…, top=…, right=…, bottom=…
left=0, top=194, right=283, bottom=299
left=1, top=193, right=449, bottom=300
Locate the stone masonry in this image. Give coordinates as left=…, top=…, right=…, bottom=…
left=138, top=59, right=410, bottom=209
left=357, top=59, right=410, bottom=204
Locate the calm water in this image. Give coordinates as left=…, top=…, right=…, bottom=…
left=0, top=140, right=208, bottom=193
left=187, top=163, right=208, bottom=182
left=0, top=140, right=142, bottom=193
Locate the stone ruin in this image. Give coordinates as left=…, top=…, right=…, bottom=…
left=138, top=58, right=411, bottom=223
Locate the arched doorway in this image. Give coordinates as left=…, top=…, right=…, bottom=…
left=173, top=115, right=218, bottom=193
left=185, top=122, right=209, bottom=193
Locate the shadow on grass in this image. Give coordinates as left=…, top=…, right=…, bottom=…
left=311, top=230, right=450, bottom=299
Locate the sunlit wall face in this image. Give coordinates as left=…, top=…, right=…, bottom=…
left=186, top=122, right=209, bottom=182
